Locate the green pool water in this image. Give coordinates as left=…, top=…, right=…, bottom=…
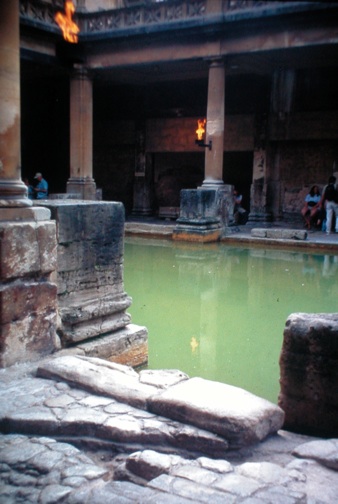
left=123, top=236, right=338, bottom=403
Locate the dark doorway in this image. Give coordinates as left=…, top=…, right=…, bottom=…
left=153, top=152, right=204, bottom=211
left=223, top=151, right=253, bottom=213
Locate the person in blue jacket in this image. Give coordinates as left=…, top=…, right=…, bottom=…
left=33, top=172, right=48, bottom=199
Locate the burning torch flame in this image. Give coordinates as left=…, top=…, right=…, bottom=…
left=196, top=119, right=206, bottom=141
left=54, top=0, right=80, bottom=44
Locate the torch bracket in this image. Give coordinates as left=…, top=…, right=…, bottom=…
left=195, top=139, right=212, bottom=151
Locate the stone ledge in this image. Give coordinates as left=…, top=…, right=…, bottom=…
left=251, top=228, right=307, bottom=240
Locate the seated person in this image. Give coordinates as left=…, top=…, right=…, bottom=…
left=301, top=185, right=321, bottom=229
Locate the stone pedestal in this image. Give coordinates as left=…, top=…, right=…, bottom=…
left=173, top=186, right=233, bottom=242
left=37, top=200, right=148, bottom=367
left=279, top=313, right=338, bottom=437
left=0, top=207, right=58, bottom=367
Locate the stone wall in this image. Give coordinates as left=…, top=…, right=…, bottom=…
left=0, top=208, right=58, bottom=367
left=279, top=313, right=338, bottom=437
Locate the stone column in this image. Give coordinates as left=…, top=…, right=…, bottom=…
left=203, top=60, right=225, bottom=188
left=248, top=113, right=273, bottom=222
left=0, top=1, right=58, bottom=367
left=0, top=1, right=30, bottom=207
left=132, top=123, right=153, bottom=216
left=67, top=65, right=97, bottom=200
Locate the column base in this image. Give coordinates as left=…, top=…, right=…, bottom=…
left=173, top=218, right=222, bottom=243
left=248, top=211, right=273, bottom=223
left=0, top=179, right=32, bottom=208
left=200, top=179, right=225, bottom=189
left=67, top=177, right=97, bottom=200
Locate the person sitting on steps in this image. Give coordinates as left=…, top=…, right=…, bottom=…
left=301, top=185, right=321, bottom=230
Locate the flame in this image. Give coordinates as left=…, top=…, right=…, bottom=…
left=196, top=119, right=206, bottom=141
left=55, top=0, right=80, bottom=44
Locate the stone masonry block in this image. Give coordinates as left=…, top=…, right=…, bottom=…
left=57, top=271, right=124, bottom=297
left=36, top=221, right=57, bottom=274
left=266, top=229, right=282, bottom=239
left=251, top=229, right=267, bottom=238
left=282, top=313, right=338, bottom=356
left=0, top=222, right=39, bottom=280
left=279, top=313, right=338, bottom=437
left=0, top=221, right=56, bottom=280
left=45, top=201, right=124, bottom=246
left=57, top=239, right=123, bottom=273
left=0, top=281, right=58, bottom=368
left=0, top=281, right=57, bottom=325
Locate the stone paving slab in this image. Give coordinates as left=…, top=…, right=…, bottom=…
left=0, top=366, right=228, bottom=459
left=147, top=376, right=285, bottom=448
left=38, top=356, right=284, bottom=449
left=1, top=358, right=338, bottom=502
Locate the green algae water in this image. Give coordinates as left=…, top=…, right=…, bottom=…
left=123, top=237, right=338, bottom=403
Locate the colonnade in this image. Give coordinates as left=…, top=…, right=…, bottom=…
left=0, top=1, right=272, bottom=217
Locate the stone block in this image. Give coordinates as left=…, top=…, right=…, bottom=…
left=57, top=239, right=123, bottom=273
left=37, top=355, right=158, bottom=410
left=147, top=377, right=284, bottom=448
left=266, top=229, right=282, bottom=239
left=281, top=229, right=307, bottom=240
left=0, top=281, right=58, bottom=367
left=251, top=229, right=267, bottom=238
left=0, top=281, right=57, bottom=325
left=279, top=312, right=338, bottom=437
left=60, top=310, right=132, bottom=344
left=57, top=271, right=124, bottom=297
left=0, top=222, right=39, bottom=280
left=44, top=201, right=124, bottom=246
left=36, top=221, right=58, bottom=273
left=77, top=324, right=148, bottom=367
left=0, top=221, right=56, bottom=280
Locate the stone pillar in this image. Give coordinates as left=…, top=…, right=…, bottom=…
left=203, top=60, right=225, bottom=188
left=279, top=313, right=338, bottom=438
left=132, top=123, right=153, bottom=216
left=248, top=113, right=273, bottom=222
left=0, top=1, right=30, bottom=207
left=67, top=65, right=97, bottom=200
left=0, top=1, right=59, bottom=368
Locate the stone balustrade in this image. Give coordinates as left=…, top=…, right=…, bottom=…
left=20, top=0, right=301, bottom=38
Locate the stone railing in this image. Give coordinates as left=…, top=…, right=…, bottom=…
left=20, top=0, right=63, bottom=28
left=20, top=0, right=288, bottom=37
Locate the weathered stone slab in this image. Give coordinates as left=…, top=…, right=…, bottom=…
left=279, top=312, right=338, bottom=437
left=251, top=228, right=267, bottom=238
left=251, top=228, right=307, bottom=240
left=37, top=355, right=158, bottom=409
left=147, top=377, right=285, bottom=448
left=293, top=439, right=338, bottom=471
left=139, top=369, right=189, bottom=389
left=281, top=229, right=307, bottom=240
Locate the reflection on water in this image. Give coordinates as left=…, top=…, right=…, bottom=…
left=124, top=237, right=338, bottom=403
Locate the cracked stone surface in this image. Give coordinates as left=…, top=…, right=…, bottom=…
left=0, top=356, right=338, bottom=503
